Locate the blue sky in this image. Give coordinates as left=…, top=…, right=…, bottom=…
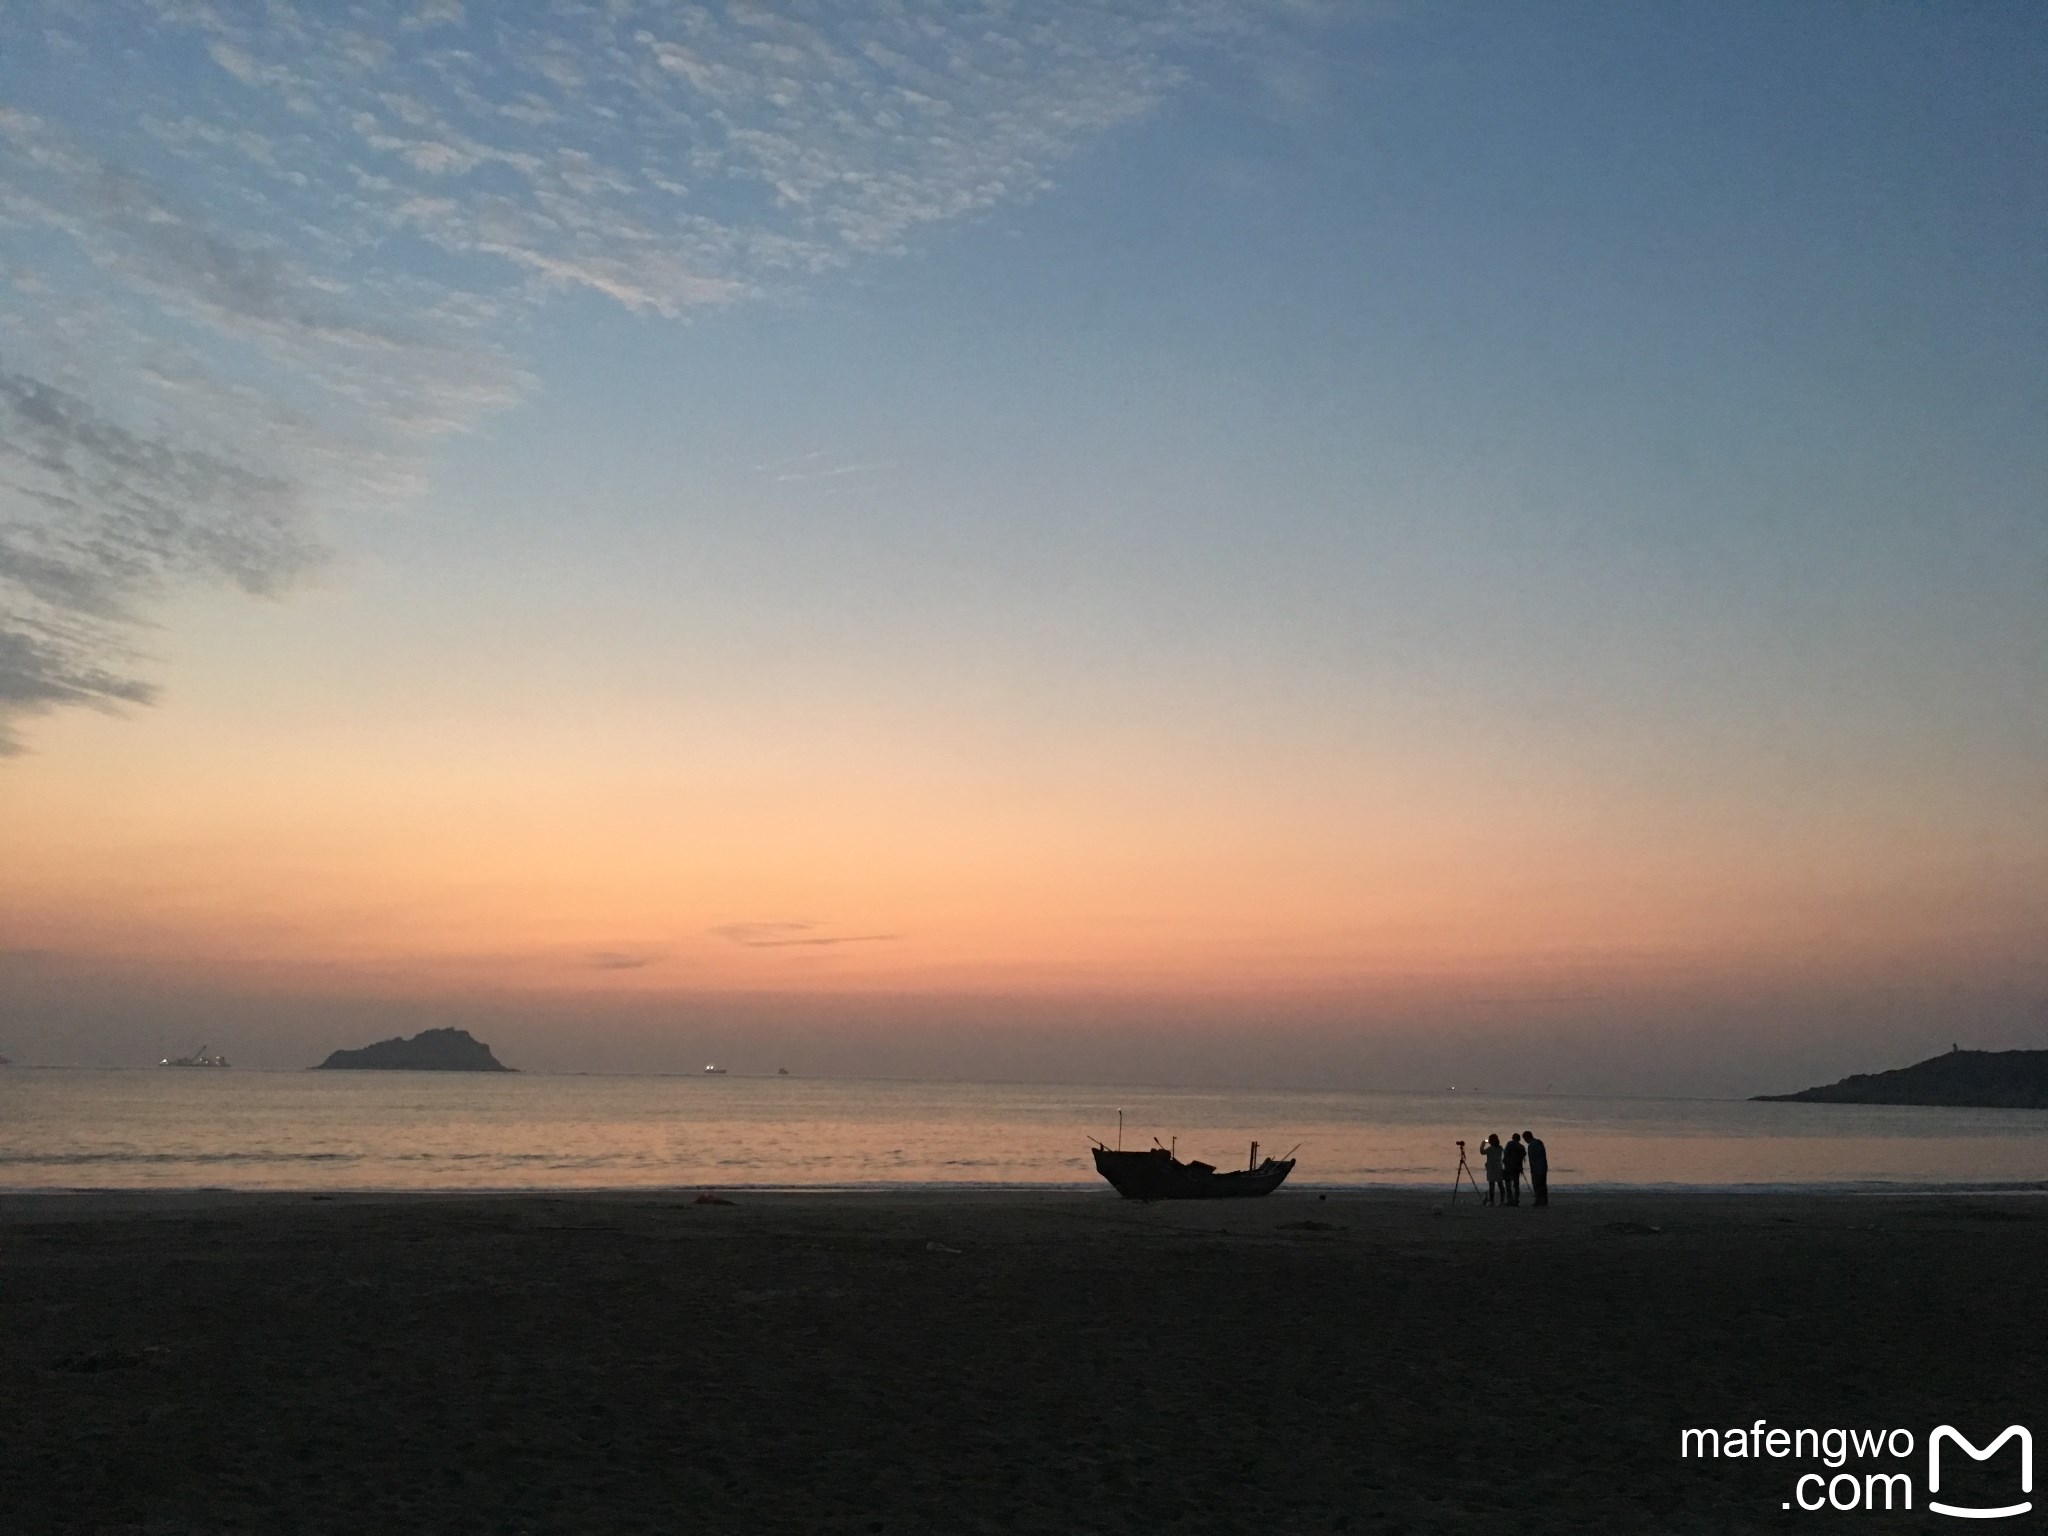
left=405, top=0, right=2046, bottom=793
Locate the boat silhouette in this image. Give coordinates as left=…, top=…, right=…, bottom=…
left=1090, top=1139, right=1296, bottom=1200
left=161, top=1045, right=229, bottom=1068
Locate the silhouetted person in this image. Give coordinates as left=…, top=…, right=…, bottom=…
left=1503, top=1132, right=1526, bottom=1206
left=1482, top=1134, right=1504, bottom=1206
left=1523, top=1130, right=1548, bottom=1206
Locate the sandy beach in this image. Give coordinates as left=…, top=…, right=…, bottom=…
left=4, top=1188, right=2043, bottom=1534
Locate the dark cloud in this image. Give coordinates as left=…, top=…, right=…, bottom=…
left=0, top=372, right=312, bottom=593
left=0, top=626, right=154, bottom=728
left=587, top=950, right=663, bottom=970
left=710, top=922, right=898, bottom=949
left=0, top=370, right=318, bottom=753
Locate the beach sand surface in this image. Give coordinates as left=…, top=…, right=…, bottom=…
left=3, top=1189, right=2042, bottom=1533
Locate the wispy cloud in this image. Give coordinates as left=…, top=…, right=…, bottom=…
left=0, top=0, right=1312, bottom=751
left=773, top=460, right=890, bottom=486
left=711, top=922, right=899, bottom=949
left=586, top=949, right=664, bottom=971
left=0, top=93, right=522, bottom=751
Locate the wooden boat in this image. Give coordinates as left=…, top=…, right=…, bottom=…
left=1090, top=1140, right=1295, bottom=1201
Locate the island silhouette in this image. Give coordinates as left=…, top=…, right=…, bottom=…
left=314, top=1028, right=513, bottom=1072
left=1755, top=1046, right=2048, bottom=1108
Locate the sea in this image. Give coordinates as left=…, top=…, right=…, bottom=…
left=2, top=1068, right=2045, bottom=1193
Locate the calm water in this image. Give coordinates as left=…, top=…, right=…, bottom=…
left=1, top=1069, right=2044, bottom=1193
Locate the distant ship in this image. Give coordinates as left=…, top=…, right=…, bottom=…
left=702, top=1064, right=728, bottom=1075
left=161, top=1046, right=230, bottom=1068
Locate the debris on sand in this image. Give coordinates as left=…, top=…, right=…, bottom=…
left=51, top=1346, right=163, bottom=1373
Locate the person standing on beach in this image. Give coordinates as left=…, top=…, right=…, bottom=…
left=1483, top=1134, right=1504, bottom=1206
left=1502, top=1132, right=1526, bottom=1206
left=1523, top=1130, right=1548, bottom=1206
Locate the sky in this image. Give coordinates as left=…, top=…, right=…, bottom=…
left=1, top=1, right=2043, bottom=1092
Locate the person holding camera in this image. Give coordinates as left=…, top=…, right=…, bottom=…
left=1482, top=1133, right=1504, bottom=1206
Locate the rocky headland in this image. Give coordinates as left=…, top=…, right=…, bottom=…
left=1755, top=1047, right=2048, bottom=1108
left=314, top=1028, right=512, bottom=1072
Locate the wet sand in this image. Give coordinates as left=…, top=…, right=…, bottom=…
left=3, top=1188, right=2043, bottom=1533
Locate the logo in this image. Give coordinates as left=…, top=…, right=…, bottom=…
left=1929, top=1425, right=2032, bottom=1520
left=1679, top=1421, right=2033, bottom=1517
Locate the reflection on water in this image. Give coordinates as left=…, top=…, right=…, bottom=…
left=1, top=1068, right=2044, bottom=1192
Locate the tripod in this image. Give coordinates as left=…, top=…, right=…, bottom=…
left=1450, top=1141, right=1483, bottom=1206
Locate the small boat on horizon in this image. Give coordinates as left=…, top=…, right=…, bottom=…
left=161, top=1046, right=230, bottom=1068
left=702, top=1063, right=728, bottom=1075
left=1091, top=1139, right=1296, bottom=1201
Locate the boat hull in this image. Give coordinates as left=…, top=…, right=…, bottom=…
left=1091, top=1148, right=1295, bottom=1201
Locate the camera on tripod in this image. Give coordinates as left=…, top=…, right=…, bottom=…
left=1451, top=1138, right=1479, bottom=1203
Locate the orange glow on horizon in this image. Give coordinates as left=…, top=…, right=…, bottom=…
left=5, top=693, right=2037, bottom=1004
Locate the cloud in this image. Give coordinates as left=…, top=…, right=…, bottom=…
left=711, top=922, right=899, bottom=949
left=402, top=1, right=465, bottom=34
left=0, top=0, right=1314, bottom=751
left=773, top=461, right=889, bottom=485
left=0, top=368, right=318, bottom=751
left=0, top=99, right=521, bottom=751
left=587, top=949, right=663, bottom=970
